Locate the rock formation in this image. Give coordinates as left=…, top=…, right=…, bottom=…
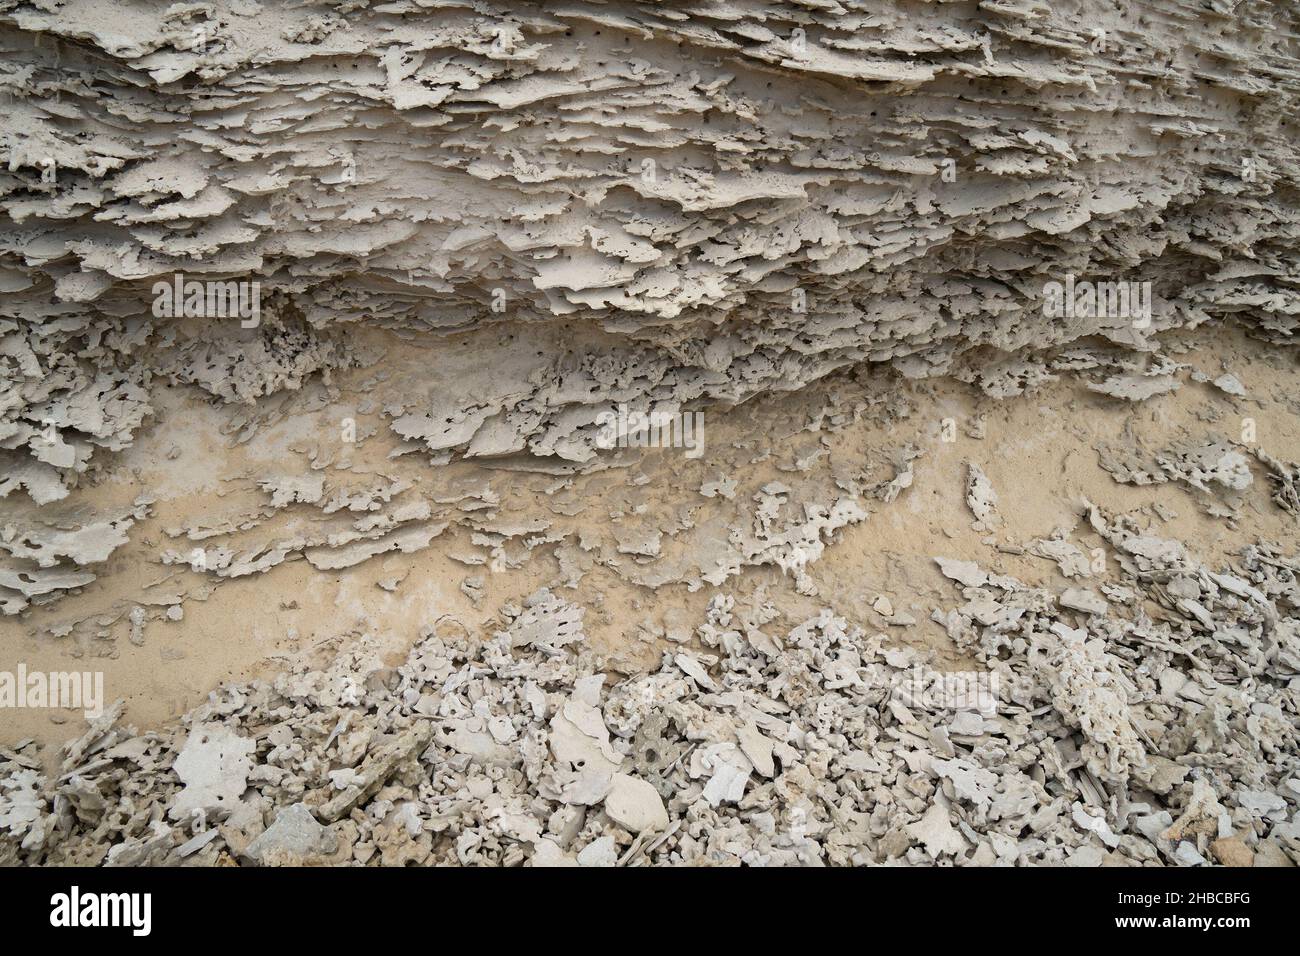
left=1, top=1, right=1298, bottom=871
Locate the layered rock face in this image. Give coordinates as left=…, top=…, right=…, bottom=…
left=3, top=2, right=1300, bottom=870
left=2, top=0, right=1297, bottom=500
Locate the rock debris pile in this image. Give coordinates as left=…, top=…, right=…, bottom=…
left=3, top=500, right=1297, bottom=866
left=1, top=1, right=1299, bottom=869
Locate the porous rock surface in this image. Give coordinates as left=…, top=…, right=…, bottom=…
left=3, top=0, right=1298, bottom=499
left=2, top=1, right=1300, bottom=869
left=3, top=506, right=1298, bottom=866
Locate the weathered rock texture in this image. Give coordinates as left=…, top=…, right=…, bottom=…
left=2, top=3, right=1300, bottom=868
left=4, top=511, right=1299, bottom=867
left=2, top=0, right=1298, bottom=500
